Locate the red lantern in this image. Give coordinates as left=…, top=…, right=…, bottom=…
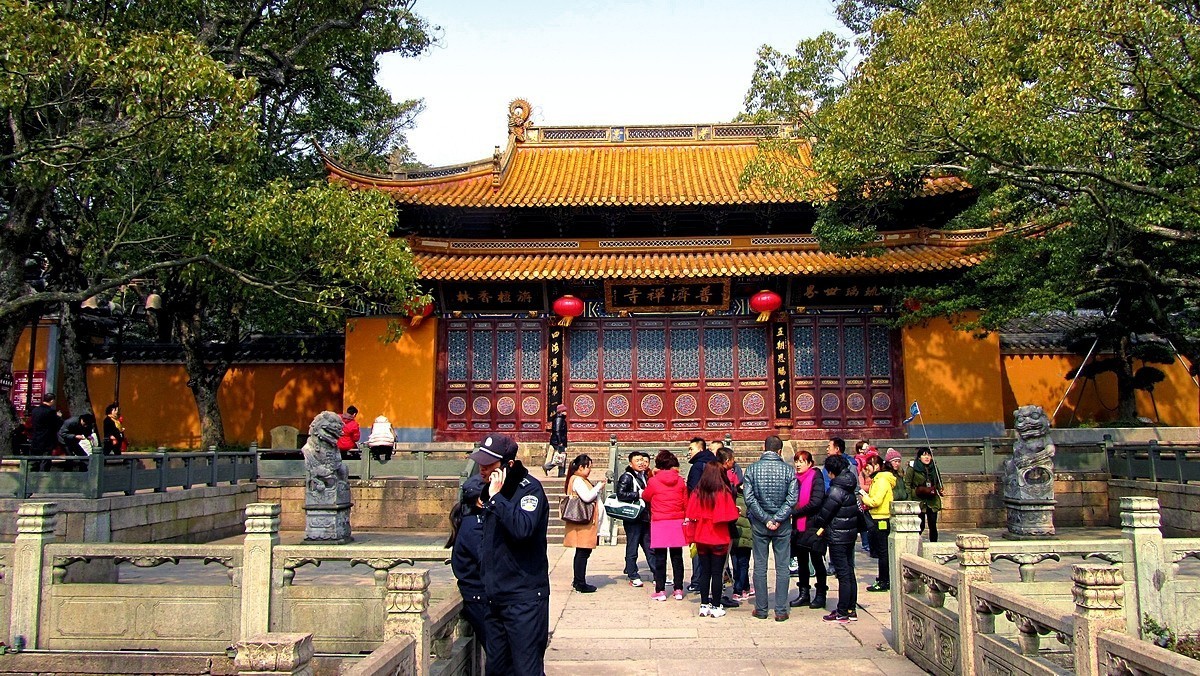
left=553, top=294, right=585, bottom=327
left=409, top=300, right=434, bottom=328
left=749, top=289, right=783, bottom=322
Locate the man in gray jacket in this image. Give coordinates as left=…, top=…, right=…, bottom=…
left=743, top=435, right=799, bottom=621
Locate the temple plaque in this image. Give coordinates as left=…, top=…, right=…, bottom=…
left=604, top=278, right=730, bottom=313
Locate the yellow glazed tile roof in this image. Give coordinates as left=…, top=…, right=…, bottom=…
left=409, top=229, right=997, bottom=281
left=324, top=108, right=970, bottom=207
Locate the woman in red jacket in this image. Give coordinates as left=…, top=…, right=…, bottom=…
left=641, top=450, right=687, bottom=601
left=685, top=461, right=739, bottom=618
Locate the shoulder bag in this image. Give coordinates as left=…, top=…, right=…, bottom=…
left=603, top=494, right=645, bottom=521
left=560, top=494, right=594, bottom=524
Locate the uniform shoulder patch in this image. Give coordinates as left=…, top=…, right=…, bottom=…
left=519, top=495, right=539, bottom=512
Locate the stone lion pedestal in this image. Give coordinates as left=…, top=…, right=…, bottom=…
left=301, top=411, right=353, bottom=544
left=1002, top=405, right=1056, bottom=539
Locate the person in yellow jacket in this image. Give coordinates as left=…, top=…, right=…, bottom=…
left=859, top=449, right=901, bottom=592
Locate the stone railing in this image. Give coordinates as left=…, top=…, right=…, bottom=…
left=0, top=543, right=11, bottom=641
left=908, top=496, right=1200, bottom=635
left=0, top=450, right=256, bottom=499
left=1105, top=439, right=1200, bottom=483
left=1098, top=628, right=1200, bottom=675
left=257, top=448, right=469, bottom=481
left=890, top=500, right=1200, bottom=674
left=3, top=502, right=479, bottom=676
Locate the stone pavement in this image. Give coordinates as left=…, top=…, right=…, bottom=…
left=543, top=542, right=925, bottom=675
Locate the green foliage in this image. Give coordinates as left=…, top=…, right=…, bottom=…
left=741, top=0, right=1200, bottom=382
left=1143, top=614, right=1200, bottom=660
left=0, top=0, right=436, bottom=449
left=742, top=32, right=853, bottom=122
left=0, top=0, right=260, bottom=319
left=216, top=181, right=424, bottom=322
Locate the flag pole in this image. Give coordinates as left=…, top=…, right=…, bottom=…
left=916, top=410, right=933, bottom=449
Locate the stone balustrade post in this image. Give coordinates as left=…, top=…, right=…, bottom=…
left=385, top=570, right=431, bottom=676
left=888, top=500, right=923, bottom=654
left=9, top=502, right=57, bottom=648
left=956, top=533, right=992, bottom=673
left=234, top=632, right=314, bottom=676
left=1071, top=564, right=1125, bottom=676
left=241, top=502, right=281, bottom=640
left=1120, top=496, right=1166, bottom=634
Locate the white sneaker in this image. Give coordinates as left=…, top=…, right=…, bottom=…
left=698, top=603, right=712, bottom=617
left=708, top=605, right=727, bottom=618
left=629, top=578, right=644, bottom=587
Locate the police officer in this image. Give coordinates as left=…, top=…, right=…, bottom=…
left=447, top=472, right=489, bottom=649
left=471, top=434, right=549, bottom=676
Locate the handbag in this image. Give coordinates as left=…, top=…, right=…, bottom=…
left=855, top=509, right=872, bottom=534
left=559, top=494, right=594, bottom=524
left=603, top=495, right=645, bottom=521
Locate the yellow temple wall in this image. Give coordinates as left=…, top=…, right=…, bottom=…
left=342, top=316, right=437, bottom=442
left=86, top=363, right=343, bottom=449
left=900, top=316, right=1005, bottom=436
left=1001, top=353, right=1198, bottom=428
left=10, top=323, right=59, bottom=419
left=13, top=324, right=53, bottom=372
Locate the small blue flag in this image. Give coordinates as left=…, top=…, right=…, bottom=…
left=903, top=401, right=920, bottom=425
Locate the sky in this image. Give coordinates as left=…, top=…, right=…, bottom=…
left=378, top=0, right=847, bottom=167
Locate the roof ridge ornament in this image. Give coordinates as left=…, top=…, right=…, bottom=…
left=492, top=146, right=502, bottom=189
left=508, top=98, right=533, bottom=143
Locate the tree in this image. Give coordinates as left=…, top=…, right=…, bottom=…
left=149, top=0, right=436, bottom=448
left=163, top=181, right=423, bottom=448
left=0, top=0, right=260, bottom=448
left=742, top=0, right=1200, bottom=418
left=1, top=1, right=434, bottom=451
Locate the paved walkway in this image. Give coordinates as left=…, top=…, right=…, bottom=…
left=543, top=542, right=924, bottom=675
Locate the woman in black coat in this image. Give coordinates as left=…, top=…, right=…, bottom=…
left=811, top=454, right=861, bottom=623
left=789, top=449, right=827, bottom=609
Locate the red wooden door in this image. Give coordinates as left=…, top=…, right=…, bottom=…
left=791, top=314, right=900, bottom=438
left=562, top=317, right=771, bottom=440
left=439, top=319, right=545, bottom=439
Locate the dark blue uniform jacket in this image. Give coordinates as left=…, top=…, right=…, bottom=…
left=452, top=475, right=487, bottom=597
left=480, top=461, right=550, bottom=604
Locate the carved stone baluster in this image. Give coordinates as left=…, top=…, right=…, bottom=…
left=973, top=598, right=999, bottom=636
left=234, top=632, right=314, bottom=676
left=924, top=576, right=946, bottom=608
left=350, top=557, right=415, bottom=586
left=1008, top=612, right=1042, bottom=655
left=51, top=555, right=90, bottom=584
left=889, top=500, right=924, bottom=655
left=957, top=533, right=991, bottom=673
left=1072, top=564, right=1125, bottom=676
left=386, top=570, right=431, bottom=676
left=994, top=552, right=1061, bottom=583
left=902, top=565, right=924, bottom=595
left=1120, top=496, right=1166, bottom=633
left=242, top=503, right=280, bottom=640
left=281, top=558, right=320, bottom=587
left=10, top=502, right=57, bottom=649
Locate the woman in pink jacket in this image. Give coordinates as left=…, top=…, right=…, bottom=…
left=640, top=449, right=687, bottom=601
left=685, top=462, right=739, bottom=618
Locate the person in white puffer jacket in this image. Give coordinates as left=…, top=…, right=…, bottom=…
left=366, top=415, right=396, bottom=461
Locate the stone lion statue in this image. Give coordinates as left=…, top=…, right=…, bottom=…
left=1003, top=405, right=1056, bottom=501
left=302, top=411, right=348, bottom=496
